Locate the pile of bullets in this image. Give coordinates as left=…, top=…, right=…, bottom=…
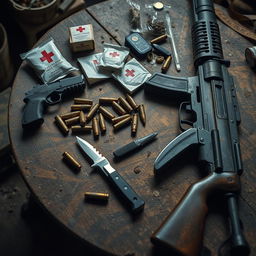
left=55, top=94, right=146, bottom=138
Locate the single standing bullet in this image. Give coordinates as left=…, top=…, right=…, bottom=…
left=131, top=113, right=138, bottom=135
left=118, top=97, right=133, bottom=113
left=74, top=98, right=93, bottom=105
left=126, top=94, right=139, bottom=110
left=55, top=115, right=69, bottom=135
left=138, top=104, right=146, bottom=126
left=80, top=111, right=86, bottom=126
left=99, top=113, right=106, bottom=133
left=112, top=101, right=127, bottom=115
left=99, top=106, right=115, bottom=120
left=113, top=116, right=132, bottom=130
left=92, top=117, right=99, bottom=138
left=62, top=151, right=81, bottom=171
left=60, top=111, right=80, bottom=120
left=87, top=103, right=99, bottom=121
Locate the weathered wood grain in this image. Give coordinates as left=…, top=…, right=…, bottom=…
left=8, top=1, right=256, bottom=255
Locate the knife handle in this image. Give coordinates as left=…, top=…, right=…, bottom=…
left=108, top=171, right=145, bottom=213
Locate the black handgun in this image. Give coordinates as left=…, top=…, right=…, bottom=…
left=22, top=75, right=85, bottom=128
left=145, top=0, right=250, bottom=255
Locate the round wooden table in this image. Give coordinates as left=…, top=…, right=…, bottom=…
left=9, top=1, right=256, bottom=255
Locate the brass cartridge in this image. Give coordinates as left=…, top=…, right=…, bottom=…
left=131, top=113, right=138, bottom=135
left=55, top=115, right=69, bottom=135
left=113, top=116, right=132, bottom=130
left=86, top=103, right=99, bottom=121
left=150, top=34, right=167, bottom=44
left=60, top=111, right=80, bottom=120
left=71, top=125, right=92, bottom=133
left=161, top=55, right=172, bottom=73
left=138, top=104, right=146, bottom=126
left=71, top=104, right=92, bottom=111
left=84, top=192, right=109, bottom=201
left=99, top=106, right=115, bottom=120
left=65, top=116, right=80, bottom=126
left=74, top=98, right=93, bottom=105
left=118, top=97, right=133, bottom=113
left=98, top=113, right=106, bottom=133
left=112, top=114, right=130, bottom=124
left=99, top=97, right=118, bottom=104
left=126, top=94, right=139, bottom=110
left=62, top=151, right=81, bottom=171
left=80, top=111, right=86, bottom=126
left=156, top=56, right=165, bottom=64
left=92, top=117, right=99, bottom=138
left=112, top=101, right=127, bottom=115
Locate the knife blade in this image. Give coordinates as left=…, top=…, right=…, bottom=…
left=76, top=136, right=145, bottom=213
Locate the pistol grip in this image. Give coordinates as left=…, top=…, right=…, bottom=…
left=22, top=98, right=46, bottom=128
left=151, top=172, right=240, bottom=256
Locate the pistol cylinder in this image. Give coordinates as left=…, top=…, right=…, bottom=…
left=138, top=104, right=146, bottom=126
left=112, top=114, right=131, bottom=124
left=74, top=98, right=93, bottom=105
left=161, top=55, right=172, bottom=73
left=113, top=116, right=132, bottom=130
left=118, top=97, right=133, bottom=113
left=71, top=104, right=92, bottom=111
left=71, top=125, right=92, bottom=133
left=62, top=151, right=81, bottom=171
left=99, top=106, right=115, bottom=120
left=80, top=111, right=86, bottom=126
left=55, top=115, right=69, bottom=135
left=150, top=34, right=167, bottom=44
left=65, top=116, right=80, bottom=126
left=126, top=94, right=139, bottom=110
left=99, top=97, right=119, bottom=104
left=84, top=192, right=109, bottom=201
left=92, top=117, right=99, bottom=138
left=60, top=111, right=80, bottom=120
left=112, top=101, right=127, bottom=115
left=86, top=103, right=99, bottom=121
left=131, top=113, right=138, bottom=135
left=98, top=113, right=106, bottom=133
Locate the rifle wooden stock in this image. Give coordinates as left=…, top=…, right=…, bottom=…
left=151, top=172, right=240, bottom=256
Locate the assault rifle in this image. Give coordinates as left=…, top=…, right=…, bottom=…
left=145, top=0, right=250, bottom=255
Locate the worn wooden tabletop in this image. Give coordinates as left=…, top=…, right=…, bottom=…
left=9, top=1, right=256, bottom=256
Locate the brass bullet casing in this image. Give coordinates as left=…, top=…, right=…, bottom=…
left=99, top=97, right=119, bottom=105
left=55, top=115, right=69, bottom=135
left=126, top=94, right=139, bottom=110
left=112, top=101, right=127, bottom=115
left=138, top=104, right=146, bottom=126
left=71, top=125, right=92, bottom=133
left=112, top=114, right=131, bottom=124
left=92, top=117, right=99, bottom=138
left=80, top=111, right=86, bottom=126
left=62, top=151, right=81, bottom=171
left=74, top=98, right=93, bottom=105
left=161, top=55, right=172, bottom=73
left=147, top=52, right=154, bottom=63
left=98, top=113, right=106, bottom=133
left=86, top=103, right=99, bottom=121
left=84, top=192, right=109, bottom=201
left=71, top=104, right=92, bottom=111
left=156, top=56, right=165, bottom=64
left=65, top=116, right=80, bottom=126
left=118, top=97, right=133, bottom=113
left=131, top=113, right=138, bottom=135
left=113, top=116, right=132, bottom=130
left=99, top=106, right=115, bottom=120
left=60, top=111, right=80, bottom=120
left=150, top=34, right=167, bottom=44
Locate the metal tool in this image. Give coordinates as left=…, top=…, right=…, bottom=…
left=76, top=137, right=145, bottom=213
left=113, top=132, right=158, bottom=158
left=165, top=12, right=181, bottom=72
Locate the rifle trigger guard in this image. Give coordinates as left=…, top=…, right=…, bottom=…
left=179, top=101, right=194, bottom=131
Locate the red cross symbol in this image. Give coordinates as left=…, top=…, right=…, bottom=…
left=109, top=52, right=120, bottom=57
left=76, top=26, right=85, bottom=32
left=40, top=50, right=54, bottom=63
left=125, top=69, right=135, bottom=77
left=92, top=59, right=99, bottom=64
